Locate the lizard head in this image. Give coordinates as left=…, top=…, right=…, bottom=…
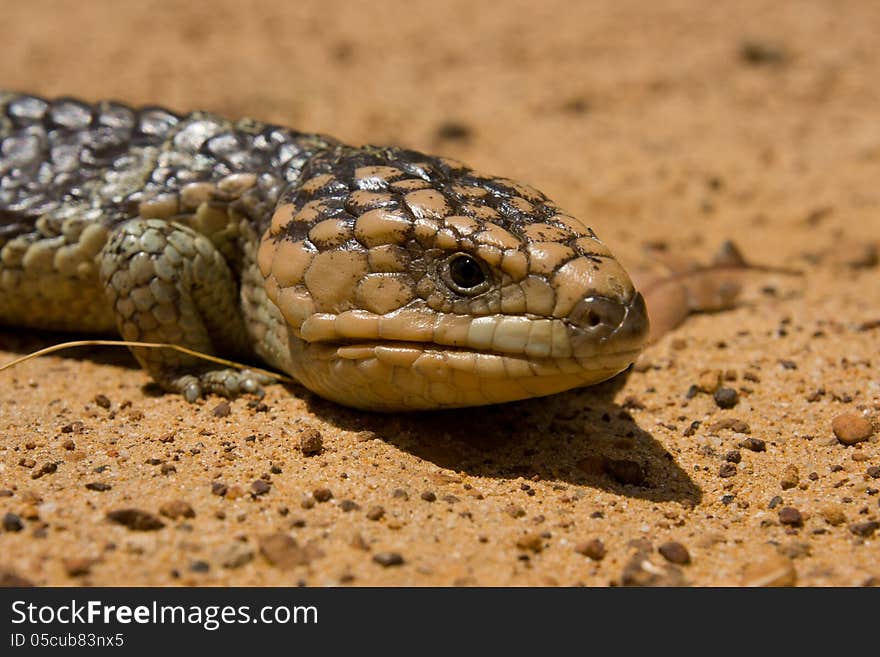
left=258, top=145, right=648, bottom=410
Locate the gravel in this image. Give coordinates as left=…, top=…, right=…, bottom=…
left=820, top=505, right=847, bottom=526
left=313, top=488, right=332, bottom=502
left=832, top=413, right=874, bottom=445
left=604, top=458, right=647, bottom=486
left=251, top=480, right=271, bottom=496
left=848, top=521, right=878, bottom=537
left=62, top=557, right=95, bottom=577
left=159, top=500, right=195, bottom=520
left=713, top=387, right=739, bottom=409
left=216, top=542, right=254, bottom=569
left=574, top=538, right=606, bottom=560
left=366, top=506, right=385, bottom=521
left=372, top=552, right=405, bottom=567
left=515, top=532, right=545, bottom=553
left=658, top=541, right=691, bottom=564
left=2, top=512, right=24, bottom=532
left=212, top=401, right=231, bottom=417
left=780, top=465, right=799, bottom=490
left=299, top=428, right=324, bottom=455
left=742, top=555, right=797, bottom=586
left=106, top=509, right=165, bottom=531
left=259, top=533, right=319, bottom=569
left=738, top=437, right=766, bottom=452
left=778, top=507, right=803, bottom=526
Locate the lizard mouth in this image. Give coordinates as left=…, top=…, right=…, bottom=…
left=286, top=294, right=647, bottom=410
left=330, top=341, right=642, bottom=377
left=296, top=293, right=648, bottom=362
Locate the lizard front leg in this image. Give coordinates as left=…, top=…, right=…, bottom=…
left=99, top=217, right=271, bottom=401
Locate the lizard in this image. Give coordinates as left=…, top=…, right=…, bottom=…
left=0, top=92, right=649, bottom=411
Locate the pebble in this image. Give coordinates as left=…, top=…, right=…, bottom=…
left=658, top=541, right=691, bottom=565
left=713, top=387, right=739, bottom=409
left=3, top=512, right=24, bottom=532
left=94, top=394, right=112, bottom=409
left=849, top=521, right=878, bottom=538
left=340, top=500, right=360, bottom=512
left=216, top=542, right=254, bottom=569
left=515, top=532, right=545, bottom=553
left=211, top=482, right=228, bottom=497
left=832, top=413, right=874, bottom=445
left=768, top=496, right=783, bottom=509
left=366, top=506, right=385, bottom=521
left=62, top=439, right=75, bottom=450
left=226, top=486, right=245, bottom=500
left=777, top=541, right=811, bottom=559
left=867, top=466, right=880, bottom=479
left=778, top=507, right=803, bottom=526
left=106, top=508, right=165, bottom=531
left=299, top=428, right=323, bottom=456
left=61, top=421, right=84, bottom=434
left=31, top=462, right=57, bottom=479
left=0, top=569, right=35, bottom=587
left=738, top=437, right=766, bottom=452
left=259, top=533, right=318, bottom=569
left=574, top=538, right=606, bottom=560
left=780, top=465, right=799, bottom=490
left=251, top=480, right=271, bottom=496
left=313, top=488, right=333, bottom=502
left=619, top=553, right=686, bottom=587
left=505, top=504, right=526, bottom=518
left=435, top=120, right=472, bottom=142
left=709, top=418, right=751, bottom=434
left=718, top=463, right=737, bottom=478
left=0, top=490, right=12, bottom=497
left=697, top=370, right=722, bottom=393
left=604, top=458, right=646, bottom=486
left=85, top=481, right=112, bottom=492
left=725, top=450, right=742, bottom=464
left=820, top=505, right=846, bottom=526
left=159, top=500, right=195, bottom=520
left=190, top=561, right=210, bottom=573
left=742, top=555, right=797, bottom=586
left=212, top=401, right=231, bottom=417
left=420, top=491, right=437, bottom=502
left=372, top=552, right=404, bottom=567
left=350, top=533, right=370, bottom=551
left=63, top=557, right=96, bottom=577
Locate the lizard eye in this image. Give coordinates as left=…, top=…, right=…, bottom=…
left=442, top=253, right=490, bottom=295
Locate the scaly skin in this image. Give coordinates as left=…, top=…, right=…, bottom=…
left=0, top=93, right=648, bottom=410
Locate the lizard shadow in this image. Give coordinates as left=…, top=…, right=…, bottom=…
left=1, top=329, right=701, bottom=505
left=303, top=370, right=702, bottom=506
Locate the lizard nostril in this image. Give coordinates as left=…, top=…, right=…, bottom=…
left=569, top=296, right=626, bottom=334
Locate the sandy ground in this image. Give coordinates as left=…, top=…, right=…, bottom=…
left=0, top=0, right=878, bottom=586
